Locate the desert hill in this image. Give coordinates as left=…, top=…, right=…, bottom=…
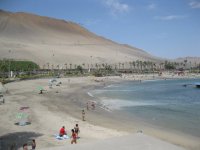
left=174, top=57, right=200, bottom=64
left=0, top=10, right=160, bottom=68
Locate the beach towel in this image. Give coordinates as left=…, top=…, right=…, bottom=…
left=54, top=134, right=69, bottom=140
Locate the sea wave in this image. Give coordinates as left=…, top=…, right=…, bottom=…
left=100, top=98, right=161, bottom=110
left=93, top=89, right=136, bottom=93
left=87, top=92, right=94, bottom=97
left=104, top=84, right=119, bottom=88
left=142, top=79, right=163, bottom=83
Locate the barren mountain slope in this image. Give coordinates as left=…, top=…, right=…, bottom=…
left=0, top=10, right=160, bottom=68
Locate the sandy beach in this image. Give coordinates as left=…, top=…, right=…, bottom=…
left=0, top=74, right=200, bottom=150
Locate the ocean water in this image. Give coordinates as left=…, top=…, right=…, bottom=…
left=90, top=79, right=200, bottom=137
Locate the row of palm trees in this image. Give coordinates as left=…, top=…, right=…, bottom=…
left=42, top=61, right=161, bottom=72
left=42, top=60, right=200, bottom=72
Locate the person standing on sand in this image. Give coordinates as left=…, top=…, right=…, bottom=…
left=32, top=139, right=36, bottom=149
left=74, top=124, right=80, bottom=137
left=82, top=109, right=85, bottom=121
left=71, top=129, right=77, bottom=144
left=91, top=102, right=95, bottom=110
left=86, top=102, right=89, bottom=110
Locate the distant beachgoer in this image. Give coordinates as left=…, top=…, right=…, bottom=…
left=23, top=143, right=28, bottom=150
left=91, top=102, right=95, bottom=110
left=74, top=124, right=80, bottom=137
left=32, top=139, right=36, bottom=149
left=71, top=129, right=77, bottom=144
left=82, top=110, right=85, bottom=121
left=39, top=89, right=43, bottom=94
left=59, top=126, right=67, bottom=137
left=86, top=102, right=89, bottom=110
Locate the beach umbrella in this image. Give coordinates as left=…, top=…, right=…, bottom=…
left=37, top=86, right=44, bottom=91
left=0, top=83, right=7, bottom=94
left=16, top=112, right=28, bottom=119
left=16, top=112, right=29, bottom=126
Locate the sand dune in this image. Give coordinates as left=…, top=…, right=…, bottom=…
left=0, top=10, right=160, bottom=67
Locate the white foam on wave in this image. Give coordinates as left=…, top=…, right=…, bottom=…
left=94, top=89, right=136, bottom=92
left=87, top=92, right=94, bottom=97
left=100, top=98, right=161, bottom=110
left=142, top=79, right=163, bottom=83
left=104, top=84, right=119, bottom=88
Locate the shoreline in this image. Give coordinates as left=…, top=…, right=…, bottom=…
left=85, top=76, right=200, bottom=150
left=0, top=74, right=200, bottom=149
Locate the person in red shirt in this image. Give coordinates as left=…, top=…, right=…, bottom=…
left=71, top=129, right=77, bottom=144
left=59, top=126, right=67, bottom=137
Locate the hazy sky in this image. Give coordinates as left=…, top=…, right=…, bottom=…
left=0, top=0, right=200, bottom=58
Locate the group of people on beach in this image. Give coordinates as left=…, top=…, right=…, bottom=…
left=82, top=101, right=96, bottom=121
left=59, top=124, right=80, bottom=144
left=86, top=101, right=95, bottom=111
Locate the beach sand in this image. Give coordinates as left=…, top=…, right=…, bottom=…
left=0, top=75, right=200, bottom=150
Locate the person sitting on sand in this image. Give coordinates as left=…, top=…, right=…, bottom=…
left=32, top=139, right=36, bottom=149
left=39, top=89, right=43, bottom=94
left=71, top=129, right=77, bottom=144
left=74, top=124, right=80, bottom=137
left=59, top=126, right=67, bottom=137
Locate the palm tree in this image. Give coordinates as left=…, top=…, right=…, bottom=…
left=132, top=61, right=136, bottom=72
left=114, top=64, right=117, bottom=70
left=118, top=62, right=121, bottom=70
left=64, top=63, right=68, bottom=70
left=95, top=63, right=98, bottom=70
left=139, top=61, right=143, bottom=72
left=199, top=63, right=200, bottom=72
left=143, top=61, right=147, bottom=71
left=146, top=61, right=151, bottom=72
left=43, top=64, right=46, bottom=70
left=174, top=62, right=179, bottom=70
left=82, top=63, right=85, bottom=69
left=184, top=59, right=187, bottom=70
left=70, top=63, right=72, bottom=70
left=47, top=62, right=50, bottom=70
left=136, top=60, right=140, bottom=73
left=57, top=64, right=59, bottom=70
left=189, top=61, right=192, bottom=72
left=129, top=62, right=132, bottom=72
left=159, top=62, right=164, bottom=71
left=102, top=63, right=105, bottom=68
